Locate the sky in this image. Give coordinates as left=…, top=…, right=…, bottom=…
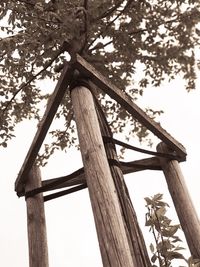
left=0, top=73, right=200, bottom=266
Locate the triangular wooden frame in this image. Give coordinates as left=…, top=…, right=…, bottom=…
left=15, top=54, right=186, bottom=195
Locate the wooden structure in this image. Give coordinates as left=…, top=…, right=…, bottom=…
left=15, top=54, right=200, bottom=266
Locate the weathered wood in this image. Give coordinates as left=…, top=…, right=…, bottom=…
left=73, top=54, right=186, bottom=159
left=71, top=85, right=136, bottom=266
left=122, top=157, right=162, bottom=173
left=41, top=157, right=161, bottom=192
left=42, top=170, right=85, bottom=190
left=15, top=63, right=73, bottom=195
left=157, top=142, right=200, bottom=259
left=25, top=165, right=49, bottom=267
left=95, top=95, right=152, bottom=267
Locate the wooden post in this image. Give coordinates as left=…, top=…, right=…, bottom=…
left=71, top=85, right=136, bottom=266
left=94, top=86, right=151, bottom=267
left=25, top=165, right=49, bottom=267
left=157, top=142, right=200, bottom=259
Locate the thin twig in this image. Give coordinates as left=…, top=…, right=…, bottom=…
left=0, top=51, right=7, bottom=61
left=129, top=17, right=180, bottom=36
left=91, top=0, right=124, bottom=22
left=88, top=39, right=113, bottom=52
left=86, top=0, right=131, bottom=52
left=16, top=0, right=35, bottom=6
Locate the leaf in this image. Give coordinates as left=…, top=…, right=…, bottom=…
left=144, top=197, right=155, bottom=206
left=150, top=243, right=154, bottom=253
left=162, top=225, right=180, bottom=237
left=174, top=246, right=185, bottom=251
left=153, top=193, right=163, bottom=201
left=145, top=218, right=154, bottom=227
left=1, top=142, right=7, bottom=148
left=156, top=206, right=166, bottom=218
left=167, top=251, right=186, bottom=260
left=151, top=254, right=157, bottom=263
left=171, top=236, right=182, bottom=243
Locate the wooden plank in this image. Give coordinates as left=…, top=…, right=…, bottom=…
left=122, top=157, right=161, bottom=174
left=41, top=157, right=161, bottom=192
left=15, top=63, right=73, bottom=195
left=73, top=54, right=187, bottom=159
left=42, top=171, right=85, bottom=190
left=71, top=85, right=136, bottom=266
left=157, top=142, right=200, bottom=259
left=25, top=165, right=49, bottom=267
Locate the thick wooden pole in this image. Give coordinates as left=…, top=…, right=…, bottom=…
left=71, top=85, right=136, bottom=267
left=25, top=165, right=49, bottom=267
left=157, top=142, right=200, bottom=259
left=95, top=95, right=152, bottom=267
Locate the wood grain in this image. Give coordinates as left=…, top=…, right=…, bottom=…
left=41, top=157, right=161, bottom=192
left=157, top=142, right=200, bottom=259
left=71, top=85, right=136, bottom=266
left=96, top=94, right=152, bottom=267
left=25, top=165, right=49, bottom=267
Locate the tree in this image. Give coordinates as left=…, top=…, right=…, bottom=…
left=0, top=0, right=200, bottom=158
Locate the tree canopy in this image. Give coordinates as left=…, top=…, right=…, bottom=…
left=0, top=0, right=200, bottom=161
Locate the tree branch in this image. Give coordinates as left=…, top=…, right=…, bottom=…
left=79, top=0, right=89, bottom=54
left=0, top=51, right=7, bottom=61
left=83, top=0, right=88, bottom=9
left=2, top=47, right=64, bottom=114
left=16, top=0, right=35, bottom=6
left=129, top=17, right=180, bottom=36
left=0, top=30, right=24, bottom=43
left=86, top=0, right=132, bottom=52
left=91, top=0, right=124, bottom=22
left=88, top=39, right=113, bottom=52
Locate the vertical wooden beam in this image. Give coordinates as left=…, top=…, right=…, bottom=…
left=157, top=142, right=200, bottom=259
left=94, top=88, right=151, bottom=267
left=71, top=85, right=136, bottom=267
left=25, top=165, right=49, bottom=267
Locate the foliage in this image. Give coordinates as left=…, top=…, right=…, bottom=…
left=145, top=194, right=200, bottom=267
left=1, top=0, right=200, bottom=161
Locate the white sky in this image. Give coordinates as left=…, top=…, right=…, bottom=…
left=0, top=75, right=200, bottom=266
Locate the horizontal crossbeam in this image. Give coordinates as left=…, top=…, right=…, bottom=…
left=41, top=157, right=162, bottom=192
left=18, top=157, right=163, bottom=197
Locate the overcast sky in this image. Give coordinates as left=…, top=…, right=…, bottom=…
left=1, top=75, right=200, bottom=266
